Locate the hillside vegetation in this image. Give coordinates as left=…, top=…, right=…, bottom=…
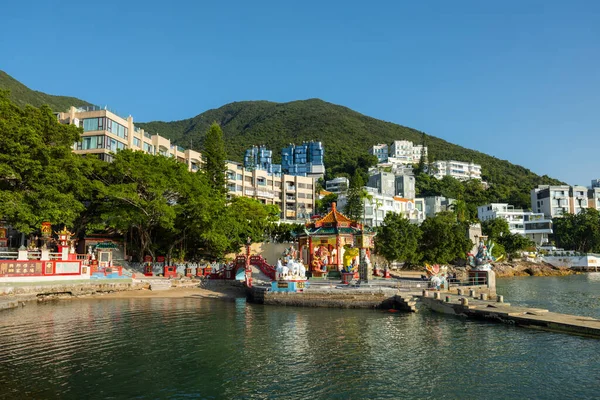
left=138, top=99, right=563, bottom=208
left=0, top=70, right=563, bottom=209
left=0, top=70, right=92, bottom=111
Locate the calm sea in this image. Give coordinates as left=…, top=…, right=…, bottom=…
left=1, top=274, right=599, bottom=399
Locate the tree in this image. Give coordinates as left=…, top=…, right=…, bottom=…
left=315, top=193, right=338, bottom=215
left=482, top=217, right=533, bottom=258
left=419, top=211, right=473, bottom=264
left=203, top=122, right=227, bottom=196
left=553, top=209, right=600, bottom=252
left=375, top=213, right=421, bottom=267
left=482, top=218, right=511, bottom=240
left=89, top=150, right=206, bottom=261
left=208, top=197, right=280, bottom=259
left=0, top=91, right=86, bottom=233
left=343, top=171, right=365, bottom=222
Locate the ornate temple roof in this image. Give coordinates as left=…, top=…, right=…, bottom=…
left=300, top=202, right=367, bottom=236
left=315, top=202, right=355, bottom=227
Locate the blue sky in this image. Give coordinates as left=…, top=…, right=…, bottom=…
left=1, top=0, right=598, bottom=186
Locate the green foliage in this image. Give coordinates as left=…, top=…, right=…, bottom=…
left=343, top=172, right=366, bottom=222
left=481, top=218, right=533, bottom=258
left=0, top=71, right=92, bottom=111
left=136, top=98, right=563, bottom=209
left=0, top=90, right=86, bottom=233
left=553, top=209, right=600, bottom=253
left=419, top=212, right=473, bottom=264
left=203, top=122, right=227, bottom=196
left=266, top=223, right=303, bottom=243
left=375, top=213, right=422, bottom=266
left=315, top=193, right=338, bottom=215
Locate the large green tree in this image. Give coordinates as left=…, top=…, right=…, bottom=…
left=203, top=122, right=227, bottom=196
left=419, top=211, right=473, bottom=264
left=0, top=90, right=86, bottom=233
left=553, top=209, right=600, bottom=252
left=89, top=150, right=211, bottom=260
left=375, top=213, right=422, bottom=267
left=343, top=171, right=365, bottom=222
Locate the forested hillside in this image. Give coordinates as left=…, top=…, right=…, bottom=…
left=0, top=71, right=563, bottom=209
left=0, top=70, right=92, bottom=111
left=138, top=99, right=563, bottom=208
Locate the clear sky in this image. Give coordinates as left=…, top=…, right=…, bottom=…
left=1, top=0, right=598, bottom=186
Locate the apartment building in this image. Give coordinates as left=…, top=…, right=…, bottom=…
left=478, top=203, right=553, bottom=246
left=325, top=177, right=349, bottom=195
left=589, top=188, right=600, bottom=210
left=369, top=144, right=389, bottom=163
left=389, top=140, right=427, bottom=165
left=366, top=171, right=416, bottom=199
left=336, top=187, right=425, bottom=227
left=226, top=162, right=315, bottom=223
left=432, top=160, right=482, bottom=181
left=57, top=106, right=203, bottom=172
left=420, top=196, right=456, bottom=218
left=281, top=141, right=325, bottom=178
left=530, top=185, right=592, bottom=218
left=244, top=145, right=282, bottom=175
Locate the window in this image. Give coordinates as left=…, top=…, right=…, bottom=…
left=133, top=137, right=141, bottom=147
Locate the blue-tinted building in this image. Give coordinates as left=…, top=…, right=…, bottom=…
left=244, top=145, right=282, bottom=175
left=281, top=141, right=325, bottom=178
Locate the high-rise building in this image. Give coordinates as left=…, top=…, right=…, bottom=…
left=244, top=145, right=282, bottom=175
left=281, top=141, right=325, bottom=178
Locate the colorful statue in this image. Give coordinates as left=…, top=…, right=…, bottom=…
left=425, top=264, right=448, bottom=289
left=467, top=238, right=503, bottom=271
left=342, top=245, right=360, bottom=273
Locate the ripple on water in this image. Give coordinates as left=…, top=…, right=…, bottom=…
left=0, top=282, right=599, bottom=400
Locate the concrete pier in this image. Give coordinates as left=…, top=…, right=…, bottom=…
left=420, top=295, right=600, bottom=338
left=248, top=285, right=417, bottom=312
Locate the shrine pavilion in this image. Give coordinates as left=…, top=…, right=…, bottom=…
left=297, top=202, right=375, bottom=278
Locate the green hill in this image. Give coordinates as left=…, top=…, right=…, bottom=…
left=137, top=99, right=563, bottom=208
left=0, top=70, right=92, bottom=111
left=0, top=70, right=562, bottom=209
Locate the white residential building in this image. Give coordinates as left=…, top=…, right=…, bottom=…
left=477, top=203, right=553, bottom=246
left=432, top=160, right=482, bottom=181
left=369, top=144, right=389, bottom=163
left=325, top=177, right=350, bottom=195
left=420, top=196, right=456, bottom=218
left=531, top=185, right=593, bottom=218
left=388, top=140, right=427, bottom=165
left=337, top=187, right=425, bottom=227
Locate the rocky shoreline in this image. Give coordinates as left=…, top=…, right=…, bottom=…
left=491, top=261, right=577, bottom=278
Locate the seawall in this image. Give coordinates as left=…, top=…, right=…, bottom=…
left=247, top=285, right=417, bottom=312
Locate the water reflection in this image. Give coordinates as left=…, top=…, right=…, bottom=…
left=0, top=286, right=599, bottom=399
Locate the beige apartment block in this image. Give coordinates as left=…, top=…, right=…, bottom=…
left=226, top=162, right=315, bottom=223
left=56, top=106, right=203, bottom=172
